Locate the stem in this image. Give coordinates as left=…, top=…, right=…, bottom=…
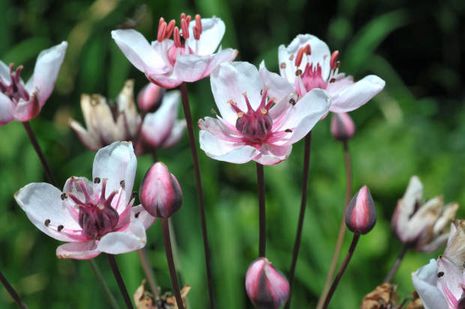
left=179, top=83, right=215, bottom=308
left=0, top=270, right=27, bottom=308
left=107, top=255, right=133, bottom=309
left=162, top=219, right=185, bottom=309
left=317, top=141, right=352, bottom=309
left=88, top=260, right=120, bottom=309
left=22, top=121, right=56, bottom=184
left=321, top=233, right=360, bottom=309
left=285, top=133, right=312, bottom=309
left=256, top=163, right=266, bottom=257
left=384, top=245, right=409, bottom=283
left=137, top=249, right=159, bottom=299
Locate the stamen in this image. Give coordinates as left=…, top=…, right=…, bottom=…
left=61, top=193, right=68, bottom=200
left=157, top=19, right=167, bottom=42
left=173, top=27, right=182, bottom=47
left=289, top=98, right=296, bottom=105
left=285, top=129, right=293, bottom=133
left=330, top=50, right=340, bottom=70
left=57, top=225, right=64, bottom=232
left=44, top=219, right=51, bottom=226
left=294, top=44, right=311, bottom=67
left=181, top=17, right=190, bottom=39
left=194, top=14, right=202, bottom=40
left=242, top=93, right=254, bottom=111
left=165, top=19, right=176, bottom=39
left=94, top=177, right=101, bottom=184
left=120, top=180, right=125, bottom=189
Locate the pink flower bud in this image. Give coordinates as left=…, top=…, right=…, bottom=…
left=345, top=186, right=376, bottom=234
left=139, top=162, right=182, bottom=218
left=245, top=257, right=290, bottom=309
left=330, top=112, right=355, bottom=141
left=137, top=83, right=164, bottom=113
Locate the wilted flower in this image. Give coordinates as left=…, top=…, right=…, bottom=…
left=345, top=186, right=376, bottom=234
left=0, top=42, right=67, bottom=125
left=15, top=142, right=155, bottom=259
left=245, top=257, right=290, bottom=309
left=278, top=34, right=385, bottom=112
left=137, top=83, right=164, bottom=113
left=330, top=112, right=355, bottom=141
left=361, top=283, right=398, bottom=309
left=139, top=162, right=183, bottom=218
left=392, top=176, right=458, bottom=252
left=199, top=61, right=330, bottom=165
left=112, top=14, right=237, bottom=89
left=69, top=80, right=185, bottom=154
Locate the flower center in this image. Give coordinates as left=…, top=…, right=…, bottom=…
left=230, top=90, right=274, bottom=143
left=68, top=178, right=120, bottom=240
left=0, top=64, right=30, bottom=105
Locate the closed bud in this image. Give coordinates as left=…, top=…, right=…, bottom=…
left=245, top=257, right=289, bottom=309
left=345, top=186, right=376, bottom=234
left=137, top=83, right=164, bottom=113
left=330, top=112, right=355, bottom=141
left=139, top=162, right=182, bottom=218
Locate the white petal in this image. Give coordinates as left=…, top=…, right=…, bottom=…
left=29, top=41, right=68, bottom=107
left=111, top=29, right=169, bottom=75
left=328, top=75, right=385, bottom=113
left=69, top=119, right=101, bottom=151
left=258, top=65, right=294, bottom=104
left=97, top=220, right=147, bottom=254
left=0, top=92, right=14, bottom=125
left=92, top=141, right=137, bottom=202
left=210, top=61, right=262, bottom=124
left=161, top=120, right=186, bottom=148
left=187, top=17, right=226, bottom=55
left=253, top=144, right=292, bottom=165
left=14, top=183, right=82, bottom=242
left=437, top=257, right=463, bottom=307
left=56, top=241, right=100, bottom=260
left=412, top=259, right=448, bottom=309
left=276, top=89, right=330, bottom=143
left=131, top=205, right=156, bottom=230
left=141, top=91, right=180, bottom=148
left=199, top=130, right=257, bottom=164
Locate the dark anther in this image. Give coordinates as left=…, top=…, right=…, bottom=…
left=295, top=69, right=302, bottom=76
left=437, top=271, right=444, bottom=278
left=57, top=225, right=64, bottom=232
left=289, top=98, right=296, bottom=105
left=44, top=219, right=51, bottom=226
left=94, top=177, right=101, bottom=184
left=285, top=129, right=293, bottom=133
left=61, top=193, right=68, bottom=200
left=135, top=212, right=140, bottom=218
left=120, top=180, right=125, bottom=188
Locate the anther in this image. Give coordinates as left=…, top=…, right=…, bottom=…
left=295, top=69, right=302, bottom=76
left=135, top=212, right=140, bottom=218
left=57, top=225, right=64, bottom=232
left=61, top=193, right=68, bottom=200
left=194, top=14, right=202, bottom=40
left=294, top=44, right=311, bottom=67
left=437, top=271, right=444, bottom=278
left=165, top=19, right=176, bottom=39
left=181, top=17, right=190, bottom=39
left=94, top=177, right=101, bottom=184
left=289, top=98, right=296, bottom=105
left=120, top=180, right=125, bottom=189
left=280, top=63, right=287, bottom=69
left=44, top=219, right=51, bottom=226
left=157, top=20, right=167, bottom=42
left=330, top=50, right=340, bottom=70
left=173, top=27, right=182, bottom=47
left=285, top=129, right=293, bottom=133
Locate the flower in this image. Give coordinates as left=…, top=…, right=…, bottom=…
left=69, top=80, right=185, bottom=154
left=391, top=176, right=458, bottom=252
left=412, top=221, right=465, bottom=309
left=111, top=14, right=238, bottom=89
left=14, top=142, right=155, bottom=259
left=0, top=41, right=67, bottom=125
left=245, top=257, right=290, bottom=309
left=139, top=162, right=183, bottom=218
left=278, top=34, right=385, bottom=112
left=345, top=186, right=376, bottom=234
left=199, top=61, right=330, bottom=165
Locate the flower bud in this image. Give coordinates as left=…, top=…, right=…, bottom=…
left=139, top=162, right=182, bottom=218
left=137, top=83, right=164, bottom=113
left=345, top=186, right=376, bottom=234
left=245, top=257, right=289, bottom=309
left=330, top=112, right=355, bottom=141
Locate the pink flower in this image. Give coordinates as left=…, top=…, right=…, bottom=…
left=14, top=142, right=155, bottom=260
left=278, top=34, right=385, bottom=112
left=199, top=61, right=330, bottom=165
left=111, top=14, right=237, bottom=89
left=0, top=42, right=67, bottom=125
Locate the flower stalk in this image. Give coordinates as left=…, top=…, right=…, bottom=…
left=137, top=249, right=159, bottom=299
left=256, top=163, right=266, bottom=257
left=88, top=260, right=119, bottom=309
left=384, top=244, right=409, bottom=283
left=162, top=219, right=185, bottom=309
left=107, top=254, right=133, bottom=309
left=285, top=133, right=312, bottom=309
left=179, top=82, right=215, bottom=307
left=0, top=270, right=27, bottom=309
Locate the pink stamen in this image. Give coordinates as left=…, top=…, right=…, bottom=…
left=294, top=44, right=311, bottom=67
left=173, top=27, right=182, bottom=47
left=194, top=14, right=202, bottom=40
left=181, top=17, right=190, bottom=39
left=165, top=19, right=176, bottom=39
left=157, top=19, right=167, bottom=42
left=330, top=50, right=340, bottom=70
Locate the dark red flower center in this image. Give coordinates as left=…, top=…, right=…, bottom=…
left=0, top=64, right=30, bottom=105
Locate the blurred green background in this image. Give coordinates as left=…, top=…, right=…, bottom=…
left=1, top=0, right=465, bottom=308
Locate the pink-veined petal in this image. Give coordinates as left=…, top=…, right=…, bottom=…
left=56, top=241, right=100, bottom=260
left=28, top=41, right=67, bottom=107
left=147, top=72, right=183, bottom=89
left=97, top=220, right=147, bottom=254
left=328, top=75, right=385, bottom=113
left=12, top=96, right=41, bottom=122
left=0, top=93, right=14, bottom=125
left=92, top=141, right=137, bottom=201
left=253, top=144, right=292, bottom=166
left=111, top=29, right=169, bottom=76
left=14, top=183, right=82, bottom=242
left=412, top=259, right=449, bottom=309
left=187, top=17, right=225, bottom=55
left=437, top=256, right=463, bottom=308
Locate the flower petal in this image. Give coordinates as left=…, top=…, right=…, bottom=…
left=253, top=144, right=292, bottom=166
left=437, top=256, right=463, bottom=308
left=92, top=141, right=137, bottom=202
left=111, top=29, right=169, bottom=75
left=412, top=259, right=449, bottom=309
left=28, top=41, right=68, bottom=107
left=187, top=17, right=226, bottom=55
left=0, top=92, right=14, bottom=125
left=131, top=205, right=155, bottom=230
left=141, top=91, right=180, bottom=148
left=210, top=61, right=262, bottom=124
left=12, top=96, right=41, bottom=122
left=56, top=241, right=100, bottom=260
left=199, top=129, right=257, bottom=164
left=69, top=119, right=101, bottom=151
left=14, top=183, right=82, bottom=242
left=147, top=73, right=183, bottom=89
left=97, top=220, right=147, bottom=254
left=328, top=75, right=385, bottom=113
left=161, top=120, right=186, bottom=148
left=258, top=64, right=294, bottom=104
